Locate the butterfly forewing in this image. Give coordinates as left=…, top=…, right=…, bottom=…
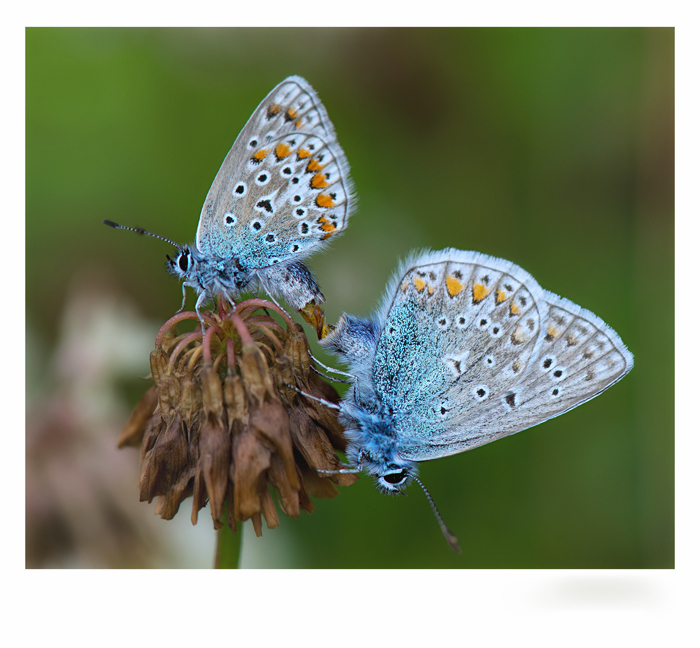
left=370, top=250, right=633, bottom=461
left=196, top=76, right=354, bottom=267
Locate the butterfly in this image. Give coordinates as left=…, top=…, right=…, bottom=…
left=319, top=248, right=634, bottom=551
left=105, top=76, right=354, bottom=336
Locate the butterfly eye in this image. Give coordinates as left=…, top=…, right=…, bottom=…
left=178, top=252, right=190, bottom=272
left=382, top=470, right=408, bottom=485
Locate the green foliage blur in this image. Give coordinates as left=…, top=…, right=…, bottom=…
left=26, top=27, right=673, bottom=568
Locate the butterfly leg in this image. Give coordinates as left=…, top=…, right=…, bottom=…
left=308, top=351, right=358, bottom=382
left=256, top=280, right=295, bottom=320
left=309, top=364, right=353, bottom=384
left=177, top=283, right=189, bottom=313
left=194, top=291, right=209, bottom=338
left=283, top=382, right=340, bottom=411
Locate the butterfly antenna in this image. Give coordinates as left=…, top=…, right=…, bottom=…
left=413, top=476, right=461, bottom=554
left=103, top=219, right=183, bottom=251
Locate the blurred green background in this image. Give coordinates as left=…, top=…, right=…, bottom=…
left=26, top=27, right=673, bottom=568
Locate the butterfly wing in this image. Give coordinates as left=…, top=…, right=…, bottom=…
left=369, top=249, right=633, bottom=462
left=196, top=76, right=354, bottom=268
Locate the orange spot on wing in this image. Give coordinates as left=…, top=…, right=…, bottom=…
left=413, top=277, right=426, bottom=292
left=275, top=143, right=291, bottom=159
left=317, top=216, right=337, bottom=241
left=509, top=302, right=520, bottom=315
left=311, top=172, right=329, bottom=189
left=445, top=275, right=464, bottom=297
left=472, top=283, right=491, bottom=303
left=546, top=324, right=558, bottom=340
left=427, top=286, right=435, bottom=296
left=496, top=289, right=507, bottom=303
left=400, top=280, right=409, bottom=292
left=285, top=107, right=298, bottom=120
left=297, top=148, right=312, bottom=159
left=252, top=149, right=268, bottom=161
left=317, top=216, right=336, bottom=233
left=307, top=158, right=325, bottom=172
left=315, top=194, right=335, bottom=208
left=267, top=104, right=282, bottom=118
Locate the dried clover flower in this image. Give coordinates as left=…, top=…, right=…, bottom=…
left=117, top=298, right=356, bottom=537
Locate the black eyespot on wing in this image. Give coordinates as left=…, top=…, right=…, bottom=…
left=256, top=199, right=273, bottom=213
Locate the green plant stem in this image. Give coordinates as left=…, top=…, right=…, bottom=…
left=214, top=502, right=242, bottom=568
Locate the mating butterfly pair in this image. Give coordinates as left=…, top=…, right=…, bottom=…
left=106, top=77, right=633, bottom=551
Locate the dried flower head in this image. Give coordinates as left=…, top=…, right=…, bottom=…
left=117, top=298, right=356, bottom=537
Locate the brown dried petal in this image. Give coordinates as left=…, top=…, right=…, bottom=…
left=259, top=486, right=280, bottom=530
left=180, top=377, right=203, bottom=429
left=190, top=471, right=209, bottom=526
left=242, top=345, right=300, bottom=491
left=149, top=347, right=169, bottom=388
left=196, top=420, right=231, bottom=527
left=267, top=453, right=300, bottom=518
left=296, top=475, right=316, bottom=514
left=249, top=399, right=298, bottom=489
left=139, top=416, right=188, bottom=502
left=232, top=425, right=271, bottom=520
left=288, top=407, right=340, bottom=472
left=239, top=344, right=276, bottom=407
left=154, top=466, right=195, bottom=520
left=281, top=326, right=312, bottom=372
left=251, top=512, right=263, bottom=537
left=117, top=386, right=158, bottom=449
left=225, top=481, right=237, bottom=533
left=157, top=375, right=181, bottom=421
left=224, top=375, right=247, bottom=434
left=300, top=466, right=340, bottom=499
left=200, top=367, right=224, bottom=420
left=305, top=378, right=352, bottom=452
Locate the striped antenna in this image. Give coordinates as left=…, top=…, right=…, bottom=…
left=103, top=219, right=183, bottom=251
left=413, top=476, right=461, bottom=554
